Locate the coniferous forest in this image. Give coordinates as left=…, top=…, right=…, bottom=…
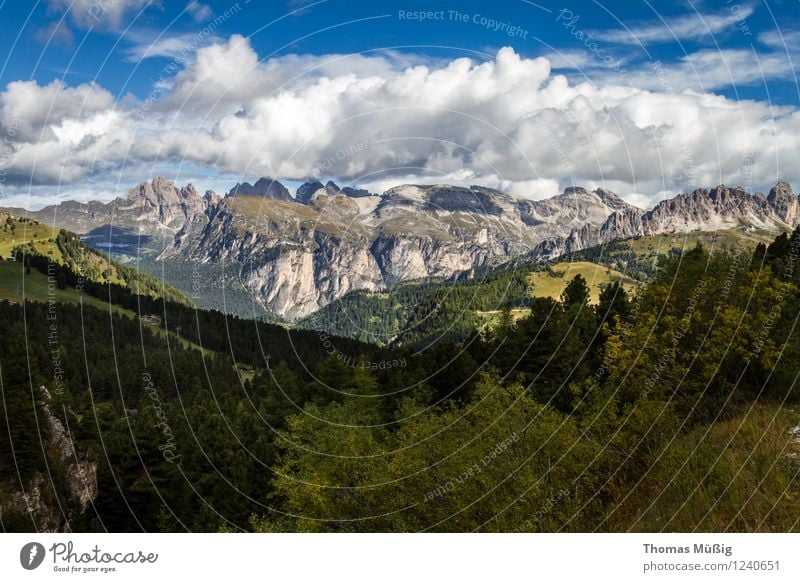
left=1, top=229, right=799, bottom=532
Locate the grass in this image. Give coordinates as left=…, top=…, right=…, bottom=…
left=624, top=228, right=777, bottom=257
left=0, top=215, right=61, bottom=260
left=227, top=196, right=367, bottom=239
left=0, top=262, right=215, bottom=358
left=614, top=405, right=800, bottom=532
left=0, top=261, right=131, bottom=316
left=476, top=261, right=639, bottom=330
left=526, top=261, right=640, bottom=304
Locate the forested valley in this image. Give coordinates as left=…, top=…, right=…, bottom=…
left=1, top=230, right=799, bottom=532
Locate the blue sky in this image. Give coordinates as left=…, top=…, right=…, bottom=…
left=1, top=0, right=799, bottom=208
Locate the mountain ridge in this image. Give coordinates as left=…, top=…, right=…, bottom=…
left=4, top=178, right=798, bottom=319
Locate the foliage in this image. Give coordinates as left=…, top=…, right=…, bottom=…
left=3, top=227, right=800, bottom=532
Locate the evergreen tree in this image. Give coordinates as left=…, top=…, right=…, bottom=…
left=561, top=274, right=590, bottom=307
left=0, top=330, right=47, bottom=481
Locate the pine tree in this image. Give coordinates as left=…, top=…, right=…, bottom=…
left=561, top=274, right=590, bottom=307
left=0, top=332, right=47, bottom=480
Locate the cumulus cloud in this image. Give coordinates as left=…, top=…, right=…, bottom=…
left=0, top=79, right=116, bottom=143
left=2, top=40, right=799, bottom=207
left=156, top=36, right=442, bottom=117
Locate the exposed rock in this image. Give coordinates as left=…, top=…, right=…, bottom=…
left=40, top=387, right=97, bottom=515
left=297, top=180, right=375, bottom=204
left=768, top=182, right=799, bottom=224
left=6, top=178, right=799, bottom=321
left=226, top=177, right=292, bottom=201
left=0, top=387, right=97, bottom=532
left=296, top=180, right=325, bottom=204
left=341, top=186, right=374, bottom=198
left=125, top=177, right=206, bottom=228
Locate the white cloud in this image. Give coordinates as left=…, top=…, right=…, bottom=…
left=123, top=29, right=223, bottom=62
left=0, top=79, right=115, bottom=143
left=186, top=1, right=212, bottom=23
left=611, top=48, right=795, bottom=92
left=155, top=36, right=442, bottom=117
left=46, top=0, right=159, bottom=30
left=2, top=41, right=800, bottom=209
left=591, top=5, right=756, bottom=45
left=758, top=29, right=800, bottom=52
left=34, top=20, right=75, bottom=49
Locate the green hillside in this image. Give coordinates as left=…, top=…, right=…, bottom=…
left=0, top=211, right=192, bottom=305
left=0, top=261, right=130, bottom=315
left=571, top=227, right=780, bottom=280
left=298, top=260, right=637, bottom=347
left=298, top=228, right=772, bottom=348
left=526, top=261, right=640, bottom=303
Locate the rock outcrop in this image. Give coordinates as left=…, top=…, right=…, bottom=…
left=0, top=387, right=97, bottom=532
left=226, top=177, right=292, bottom=201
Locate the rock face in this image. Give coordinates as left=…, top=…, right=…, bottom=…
left=0, top=387, right=97, bottom=532
left=226, top=177, right=292, bottom=201
left=523, top=183, right=800, bottom=262
left=295, top=180, right=376, bottom=204
left=164, top=182, right=637, bottom=319
left=124, top=176, right=206, bottom=228
left=6, top=178, right=800, bottom=320
left=296, top=180, right=325, bottom=204
left=767, top=182, right=799, bottom=225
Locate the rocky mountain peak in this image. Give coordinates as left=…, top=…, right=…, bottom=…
left=767, top=181, right=799, bottom=223
left=227, top=177, right=292, bottom=201
left=128, top=176, right=178, bottom=206
left=769, top=181, right=794, bottom=199
left=11, top=177, right=800, bottom=321
left=297, top=180, right=325, bottom=204
left=204, top=189, right=221, bottom=206
left=297, top=179, right=374, bottom=203
left=594, top=188, right=630, bottom=211
left=341, top=186, right=374, bottom=198
left=126, top=177, right=205, bottom=227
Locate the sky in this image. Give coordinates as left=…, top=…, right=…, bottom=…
left=0, top=0, right=799, bottom=209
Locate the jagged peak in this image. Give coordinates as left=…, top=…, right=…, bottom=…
left=227, top=177, right=291, bottom=201
left=562, top=186, right=589, bottom=196
left=298, top=179, right=375, bottom=203
left=296, top=180, right=325, bottom=204
left=768, top=181, right=795, bottom=200
left=203, top=190, right=221, bottom=205
left=594, top=188, right=630, bottom=210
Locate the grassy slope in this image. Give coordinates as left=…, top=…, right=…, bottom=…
left=474, top=261, right=638, bottom=330
left=624, top=228, right=778, bottom=256
left=0, top=261, right=130, bottom=315
left=0, top=212, right=191, bottom=304
left=575, top=228, right=779, bottom=279
left=526, top=261, right=640, bottom=304
left=0, top=214, right=210, bottom=355
left=0, top=215, right=62, bottom=260
left=0, top=261, right=215, bottom=358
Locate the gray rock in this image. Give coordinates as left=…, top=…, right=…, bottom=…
left=226, top=177, right=292, bottom=201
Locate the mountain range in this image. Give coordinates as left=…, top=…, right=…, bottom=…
left=4, top=178, right=799, bottom=320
